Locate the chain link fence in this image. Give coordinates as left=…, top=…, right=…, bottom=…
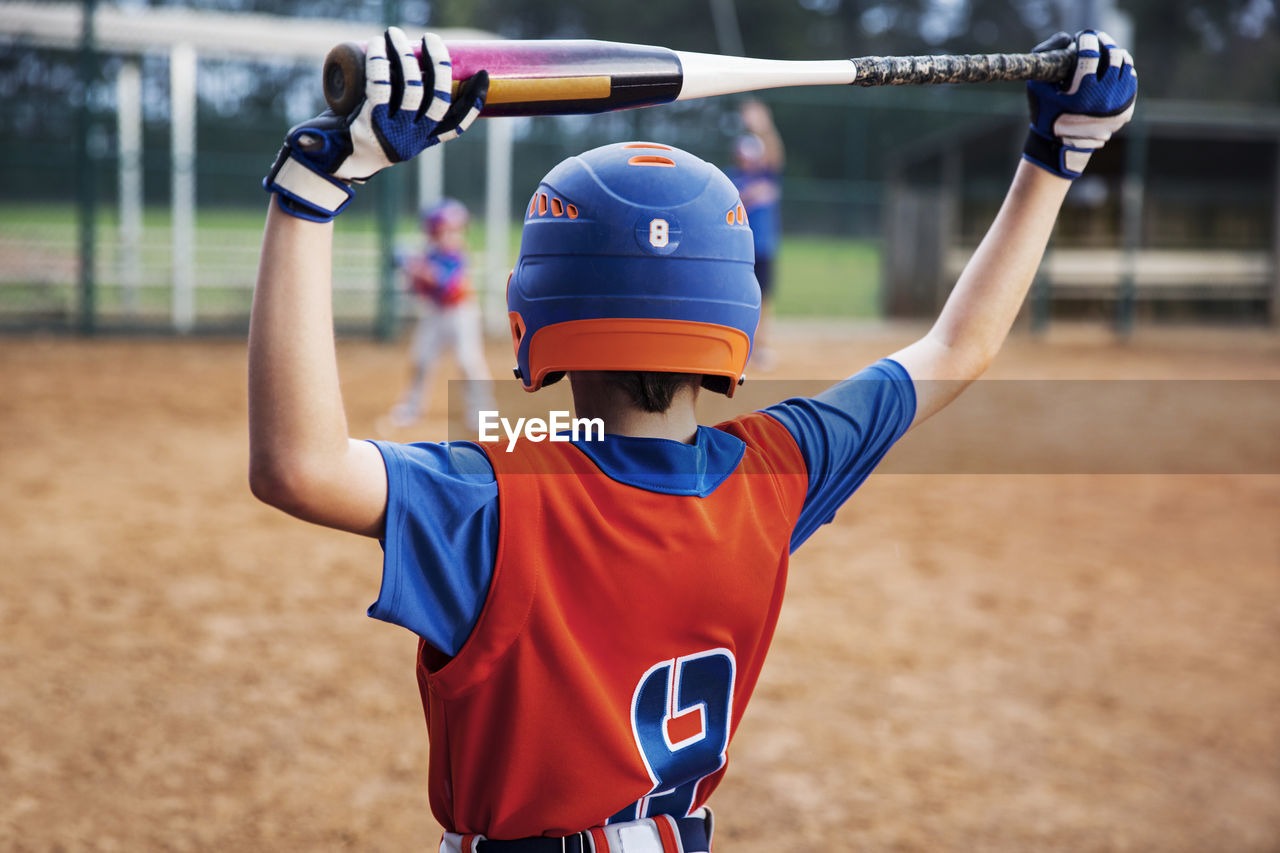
left=3, top=4, right=1276, bottom=334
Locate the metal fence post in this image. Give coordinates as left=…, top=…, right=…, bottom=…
left=484, top=117, right=513, bottom=338
left=1116, top=110, right=1148, bottom=337
left=117, top=59, right=143, bottom=317
left=376, top=183, right=400, bottom=341
left=75, top=0, right=98, bottom=335
left=1271, top=133, right=1280, bottom=327
left=170, top=43, right=198, bottom=334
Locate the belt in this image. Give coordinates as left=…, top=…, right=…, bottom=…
left=452, top=813, right=711, bottom=853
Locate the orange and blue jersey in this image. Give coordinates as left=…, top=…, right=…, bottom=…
left=409, top=247, right=471, bottom=306
left=368, top=358, right=915, bottom=838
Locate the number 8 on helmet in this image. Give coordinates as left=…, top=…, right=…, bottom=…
left=507, top=142, right=761, bottom=397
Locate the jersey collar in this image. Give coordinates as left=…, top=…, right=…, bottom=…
left=570, top=425, right=746, bottom=497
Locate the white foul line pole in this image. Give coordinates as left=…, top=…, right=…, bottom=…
left=170, top=42, right=196, bottom=333
left=484, top=117, right=513, bottom=337
left=417, top=142, right=445, bottom=214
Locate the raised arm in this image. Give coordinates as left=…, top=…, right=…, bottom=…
left=248, top=28, right=487, bottom=537
left=890, top=30, right=1136, bottom=427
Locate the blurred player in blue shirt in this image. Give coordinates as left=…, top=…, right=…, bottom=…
left=728, top=99, right=784, bottom=371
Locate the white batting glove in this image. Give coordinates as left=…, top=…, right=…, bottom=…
left=264, top=28, right=488, bottom=222
left=1023, top=30, right=1137, bottom=180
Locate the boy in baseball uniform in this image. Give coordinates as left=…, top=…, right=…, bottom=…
left=386, top=198, right=494, bottom=429
left=251, top=27, right=1135, bottom=851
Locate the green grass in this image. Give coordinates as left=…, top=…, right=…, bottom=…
left=402, top=222, right=884, bottom=318
left=773, top=236, right=880, bottom=318
left=0, top=203, right=267, bottom=230
left=0, top=204, right=882, bottom=324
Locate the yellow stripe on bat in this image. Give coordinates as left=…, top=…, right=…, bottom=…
left=451, top=76, right=613, bottom=104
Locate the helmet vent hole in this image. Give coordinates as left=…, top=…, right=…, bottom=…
left=566, top=204, right=579, bottom=219
left=538, top=193, right=548, bottom=215
left=550, top=197, right=564, bottom=217
left=623, top=142, right=673, bottom=151
left=725, top=210, right=734, bottom=225
left=627, top=155, right=676, bottom=168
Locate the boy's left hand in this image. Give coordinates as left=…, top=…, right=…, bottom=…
left=264, top=27, right=489, bottom=222
left=1023, top=30, right=1137, bottom=180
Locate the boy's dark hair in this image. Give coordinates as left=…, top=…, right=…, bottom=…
left=606, top=372, right=702, bottom=413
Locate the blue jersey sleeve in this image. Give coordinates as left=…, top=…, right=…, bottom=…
left=763, top=358, right=916, bottom=551
left=367, top=440, right=499, bottom=656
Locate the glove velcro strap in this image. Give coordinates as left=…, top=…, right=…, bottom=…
left=263, top=150, right=355, bottom=222
left=1062, top=146, right=1093, bottom=176
left=1022, top=127, right=1090, bottom=180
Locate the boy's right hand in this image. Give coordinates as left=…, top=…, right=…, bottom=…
left=264, top=27, right=489, bottom=222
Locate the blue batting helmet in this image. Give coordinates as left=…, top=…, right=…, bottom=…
left=422, top=197, right=469, bottom=234
left=507, top=141, right=759, bottom=396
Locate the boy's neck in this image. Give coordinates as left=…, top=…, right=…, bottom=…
left=568, top=374, right=699, bottom=444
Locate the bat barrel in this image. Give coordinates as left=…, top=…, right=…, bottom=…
left=322, top=39, right=684, bottom=118
left=850, top=45, right=1077, bottom=87
left=321, top=39, right=1081, bottom=118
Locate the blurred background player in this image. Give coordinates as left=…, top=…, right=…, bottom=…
left=386, top=198, right=494, bottom=429
left=728, top=98, right=784, bottom=370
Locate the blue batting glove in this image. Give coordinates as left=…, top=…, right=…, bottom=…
left=264, top=28, right=488, bottom=222
left=1023, top=30, right=1137, bottom=180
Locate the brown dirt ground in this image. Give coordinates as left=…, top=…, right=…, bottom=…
left=1, top=322, right=1278, bottom=852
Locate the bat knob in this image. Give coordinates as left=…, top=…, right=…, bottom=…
left=324, top=42, right=367, bottom=115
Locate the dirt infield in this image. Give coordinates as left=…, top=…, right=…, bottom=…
left=2, top=323, right=1277, bottom=851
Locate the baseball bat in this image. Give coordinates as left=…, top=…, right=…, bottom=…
left=322, top=39, right=1078, bottom=118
